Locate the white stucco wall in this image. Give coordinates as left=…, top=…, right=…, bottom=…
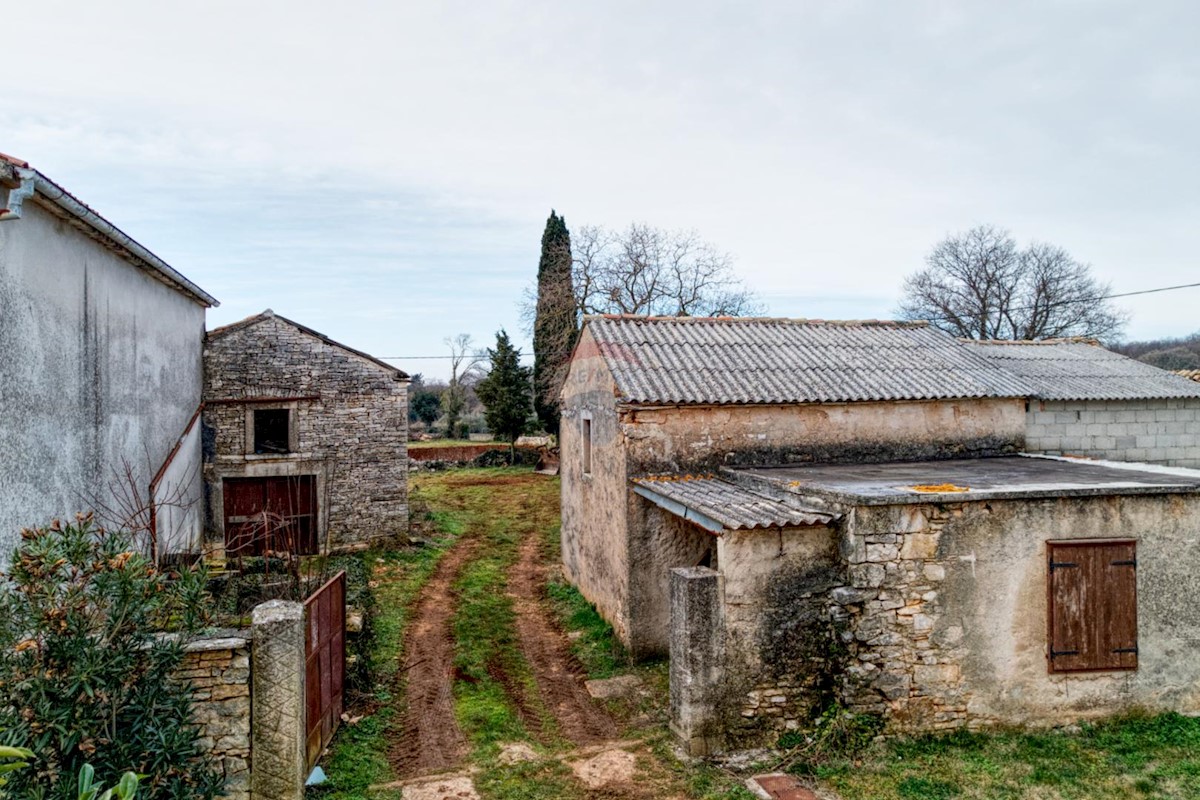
left=1026, top=399, right=1200, bottom=468
left=0, top=201, right=206, bottom=562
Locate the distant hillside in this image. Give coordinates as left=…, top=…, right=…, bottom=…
left=1112, top=332, right=1200, bottom=370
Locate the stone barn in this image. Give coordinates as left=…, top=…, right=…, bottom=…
left=558, top=315, right=1200, bottom=747
left=203, top=310, right=409, bottom=555
left=0, top=154, right=218, bottom=562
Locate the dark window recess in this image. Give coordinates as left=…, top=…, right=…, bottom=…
left=582, top=418, right=592, bottom=475
left=1048, top=540, right=1138, bottom=673
left=254, top=409, right=291, bottom=454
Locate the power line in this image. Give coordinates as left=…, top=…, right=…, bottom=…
left=377, top=279, right=1200, bottom=360
left=920, top=280, right=1200, bottom=325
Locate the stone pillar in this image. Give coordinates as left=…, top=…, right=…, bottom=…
left=669, top=566, right=726, bottom=756
left=251, top=601, right=307, bottom=800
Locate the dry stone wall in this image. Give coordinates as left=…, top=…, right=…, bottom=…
left=177, top=634, right=251, bottom=800
left=203, top=315, right=408, bottom=551
left=833, top=504, right=971, bottom=732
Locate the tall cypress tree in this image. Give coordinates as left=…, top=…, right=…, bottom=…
left=532, top=210, right=578, bottom=435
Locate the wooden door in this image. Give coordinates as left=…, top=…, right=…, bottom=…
left=223, top=476, right=319, bottom=555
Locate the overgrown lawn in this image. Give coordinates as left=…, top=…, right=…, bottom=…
left=812, top=711, right=1200, bottom=800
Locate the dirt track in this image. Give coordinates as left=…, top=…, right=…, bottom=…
left=509, top=530, right=618, bottom=746
left=389, top=471, right=615, bottom=778
left=389, top=537, right=478, bottom=777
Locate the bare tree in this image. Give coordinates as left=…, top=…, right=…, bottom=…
left=441, top=333, right=485, bottom=437
left=898, top=225, right=1127, bottom=342
left=571, top=223, right=763, bottom=317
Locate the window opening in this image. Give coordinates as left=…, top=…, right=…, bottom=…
left=254, top=408, right=291, bottom=454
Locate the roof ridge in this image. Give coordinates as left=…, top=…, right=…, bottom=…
left=963, top=337, right=1101, bottom=346
left=585, top=314, right=928, bottom=328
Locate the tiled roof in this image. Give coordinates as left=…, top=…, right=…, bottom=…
left=964, top=340, right=1200, bottom=401
left=631, top=475, right=836, bottom=532
left=1176, top=370, right=1200, bottom=383
left=585, top=316, right=1030, bottom=405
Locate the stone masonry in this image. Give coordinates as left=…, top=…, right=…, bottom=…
left=1026, top=399, right=1200, bottom=468
left=177, top=634, right=252, bottom=800
left=203, top=311, right=409, bottom=552
left=832, top=504, right=971, bottom=732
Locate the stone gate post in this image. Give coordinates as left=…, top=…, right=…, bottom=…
left=669, top=566, right=726, bottom=756
left=251, top=600, right=307, bottom=800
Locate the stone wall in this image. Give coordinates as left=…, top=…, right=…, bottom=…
left=1026, top=399, right=1200, bottom=467
left=560, top=335, right=632, bottom=647
left=622, top=397, right=1026, bottom=474
left=203, top=313, right=408, bottom=552
left=679, top=491, right=1200, bottom=746
left=828, top=493, right=1200, bottom=732
left=717, top=526, right=842, bottom=743
left=178, top=634, right=251, bottom=800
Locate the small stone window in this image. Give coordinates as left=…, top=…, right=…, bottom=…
left=253, top=408, right=291, bottom=454
left=1047, top=540, right=1138, bottom=673
left=582, top=417, right=592, bottom=476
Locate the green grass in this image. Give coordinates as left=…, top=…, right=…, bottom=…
left=312, top=501, right=465, bottom=799
left=812, top=711, right=1200, bottom=800
left=408, top=438, right=494, bottom=449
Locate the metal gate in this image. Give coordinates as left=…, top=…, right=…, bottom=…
left=304, top=571, right=346, bottom=770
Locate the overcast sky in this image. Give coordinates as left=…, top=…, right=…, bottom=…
left=5, top=1, right=1198, bottom=379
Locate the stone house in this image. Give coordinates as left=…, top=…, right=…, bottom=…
left=0, top=154, right=218, bottom=562
left=203, top=310, right=409, bottom=555
left=559, top=315, right=1200, bottom=747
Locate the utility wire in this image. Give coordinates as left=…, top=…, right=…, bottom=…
left=376, top=280, right=1200, bottom=361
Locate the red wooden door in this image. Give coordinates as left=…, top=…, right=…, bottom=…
left=222, top=476, right=319, bottom=555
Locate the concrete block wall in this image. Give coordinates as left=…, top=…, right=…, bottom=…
left=1025, top=399, right=1200, bottom=467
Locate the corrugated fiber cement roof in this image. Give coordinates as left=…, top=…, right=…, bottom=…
left=588, top=316, right=1030, bottom=405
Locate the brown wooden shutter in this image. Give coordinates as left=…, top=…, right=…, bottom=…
left=1048, top=540, right=1137, bottom=672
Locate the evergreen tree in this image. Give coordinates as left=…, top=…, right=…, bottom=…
left=532, top=210, right=578, bottom=435
left=476, top=330, right=533, bottom=455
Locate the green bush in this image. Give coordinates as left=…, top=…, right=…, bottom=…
left=0, top=515, right=220, bottom=799
left=0, top=743, right=35, bottom=787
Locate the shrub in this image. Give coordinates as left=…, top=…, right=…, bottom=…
left=0, top=514, right=221, bottom=799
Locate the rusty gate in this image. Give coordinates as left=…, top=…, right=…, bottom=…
left=304, top=571, right=346, bottom=769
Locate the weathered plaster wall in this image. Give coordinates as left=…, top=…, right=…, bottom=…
left=834, top=494, right=1200, bottom=731
left=626, top=503, right=716, bottom=656
left=178, top=634, right=252, bottom=800
left=203, top=316, right=409, bottom=551
left=1026, top=399, right=1200, bottom=467
left=716, top=525, right=842, bottom=742
left=560, top=329, right=632, bottom=645
left=0, top=201, right=205, bottom=562
left=623, top=397, right=1026, bottom=474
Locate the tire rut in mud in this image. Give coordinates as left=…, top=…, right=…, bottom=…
left=388, top=537, right=480, bottom=778
left=508, top=524, right=618, bottom=746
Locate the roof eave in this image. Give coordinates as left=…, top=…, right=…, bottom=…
left=0, top=163, right=219, bottom=308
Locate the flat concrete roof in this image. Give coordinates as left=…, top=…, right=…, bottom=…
left=727, top=455, right=1200, bottom=506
